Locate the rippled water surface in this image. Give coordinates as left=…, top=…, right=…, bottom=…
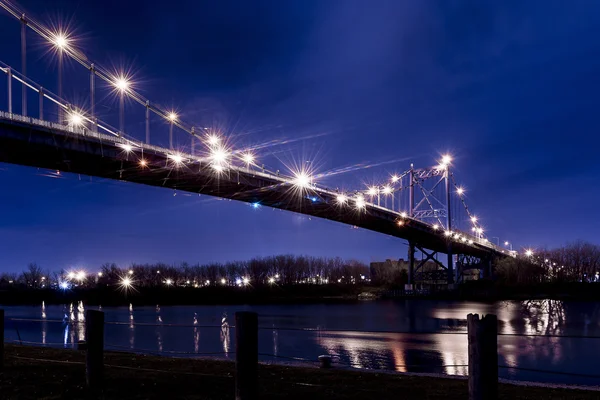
left=3, top=299, right=600, bottom=386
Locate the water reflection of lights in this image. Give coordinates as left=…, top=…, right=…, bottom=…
left=221, top=314, right=231, bottom=356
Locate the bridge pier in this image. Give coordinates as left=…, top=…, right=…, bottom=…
left=408, top=242, right=415, bottom=285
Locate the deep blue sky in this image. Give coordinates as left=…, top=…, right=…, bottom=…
left=1, top=0, right=600, bottom=273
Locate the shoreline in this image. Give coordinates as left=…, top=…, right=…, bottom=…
left=1, top=344, right=598, bottom=399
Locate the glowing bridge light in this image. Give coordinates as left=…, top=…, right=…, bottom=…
left=444, top=230, right=452, bottom=237
left=119, top=143, right=133, bottom=153
left=242, top=152, right=255, bottom=164
left=293, top=172, right=311, bottom=188
left=391, top=175, right=399, bottom=183
left=168, top=112, right=177, bottom=122
left=504, top=241, right=510, bottom=246
left=252, top=202, right=260, bottom=209
left=456, top=187, right=465, bottom=195
left=432, top=224, right=439, bottom=230
left=354, top=195, right=366, bottom=210
left=400, top=212, right=408, bottom=218
left=139, top=159, right=147, bottom=167
left=441, top=154, right=452, bottom=166
left=336, top=193, right=348, bottom=205
left=68, top=111, right=84, bottom=126
left=53, top=32, right=69, bottom=49
left=476, top=227, right=484, bottom=234
left=367, top=186, right=378, bottom=196
left=397, top=220, right=404, bottom=226
left=207, top=134, right=220, bottom=146
left=470, top=216, right=477, bottom=223
left=114, top=76, right=130, bottom=92
left=382, top=186, right=392, bottom=195
left=212, top=164, right=224, bottom=172
left=469, top=240, right=474, bottom=244
left=211, top=147, right=229, bottom=164
left=169, top=153, right=184, bottom=164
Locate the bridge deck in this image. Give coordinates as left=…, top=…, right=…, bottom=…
left=0, top=114, right=509, bottom=259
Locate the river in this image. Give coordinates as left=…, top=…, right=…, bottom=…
left=2, top=299, right=599, bottom=386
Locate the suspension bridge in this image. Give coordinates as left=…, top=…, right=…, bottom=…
left=0, top=0, right=516, bottom=285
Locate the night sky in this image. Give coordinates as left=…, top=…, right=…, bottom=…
left=1, top=0, right=600, bottom=273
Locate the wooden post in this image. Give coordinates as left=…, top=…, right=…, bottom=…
left=0, top=309, right=4, bottom=371
left=235, top=311, right=258, bottom=400
left=467, top=313, right=498, bottom=400
left=85, top=309, right=104, bottom=389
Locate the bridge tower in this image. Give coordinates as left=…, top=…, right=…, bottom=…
left=406, top=157, right=456, bottom=286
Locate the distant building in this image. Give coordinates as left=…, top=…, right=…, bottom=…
left=370, top=258, right=480, bottom=287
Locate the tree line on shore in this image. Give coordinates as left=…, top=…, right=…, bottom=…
left=495, top=241, right=600, bottom=285
left=0, top=255, right=370, bottom=290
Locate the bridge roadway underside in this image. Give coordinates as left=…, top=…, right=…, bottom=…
left=0, top=119, right=503, bottom=260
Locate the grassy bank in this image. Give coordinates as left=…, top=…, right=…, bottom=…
left=0, top=345, right=597, bottom=399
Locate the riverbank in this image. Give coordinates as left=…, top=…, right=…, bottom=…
left=1, top=345, right=596, bottom=399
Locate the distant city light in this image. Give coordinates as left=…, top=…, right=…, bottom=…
left=221, top=278, right=227, bottom=285
left=242, top=277, right=250, bottom=285
left=268, top=277, right=275, bottom=284
left=120, top=277, right=133, bottom=289
left=525, top=249, right=534, bottom=257
left=165, top=279, right=173, bottom=286
left=59, top=281, right=69, bottom=290
left=76, top=271, right=86, bottom=281
left=397, top=220, right=404, bottom=226
left=504, top=241, right=510, bottom=246
left=128, top=270, right=133, bottom=275
left=432, top=224, right=439, bottom=230
left=97, top=272, right=103, bottom=277
left=252, top=202, right=260, bottom=209
left=67, top=272, right=75, bottom=279
left=139, top=159, right=147, bottom=167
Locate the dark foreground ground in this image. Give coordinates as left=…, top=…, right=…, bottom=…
left=0, top=345, right=598, bottom=400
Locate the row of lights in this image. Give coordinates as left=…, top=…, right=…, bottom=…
left=49, top=27, right=510, bottom=253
